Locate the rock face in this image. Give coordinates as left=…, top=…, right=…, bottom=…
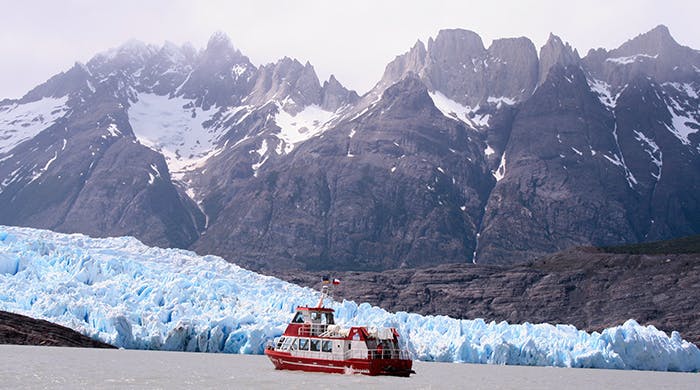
left=273, top=242, right=700, bottom=346
left=0, top=310, right=115, bottom=348
left=374, top=29, right=539, bottom=107
left=1, top=26, right=699, bottom=269
left=192, top=75, right=492, bottom=270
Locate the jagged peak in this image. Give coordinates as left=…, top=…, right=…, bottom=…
left=71, top=61, right=91, bottom=75
left=206, top=31, right=233, bottom=49
left=323, top=74, right=346, bottom=92
left=411, top=39, right=427, bottom=53
left=273, top=56, right=303, bottom=68
left=326, top=74, right=339, bottom=85
left=428, top=28, right=485, bottom=54
left=538, top=33, right=581, bottom=86
left=649, top=24, right=671, bottom=36
left=541, top=33, right=578, bottom=55
left=615, top=24, right=680, bottom=56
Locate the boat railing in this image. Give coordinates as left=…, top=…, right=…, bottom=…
left=345, top=347, right=411, bottom=360
left=297, top=323, right=329, bottom=336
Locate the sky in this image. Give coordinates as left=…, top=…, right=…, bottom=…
left=1, top=0, right=698, bottom=99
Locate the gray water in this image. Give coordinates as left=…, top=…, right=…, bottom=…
left=0, top=345, right=697, bottom=389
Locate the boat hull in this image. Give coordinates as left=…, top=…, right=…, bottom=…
left=265, top=349, right=414, bottom=377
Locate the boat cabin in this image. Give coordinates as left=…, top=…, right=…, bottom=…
left=276, top=306, right=404, bottom=361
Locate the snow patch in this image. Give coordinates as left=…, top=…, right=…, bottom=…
left=633, top=130, right=662, bottom=180
left=251, top=139, right=269, bottom=175
left=106, top=124, right=121, bottom=137
left=0, top=96, right=69, bottom=155
left=486, top=96, right=516, bottom=108
left=484, top=145, right=495, bottom=156
left=429, top=91, right=490, bottom=129
left=231, top=64, right=248, bottom=77
left=147, top=163, right=162, bottom=185
left=274, top=104, right=336, bottom=154
left=665, top=82, right=698, bottom=100
left=587, top=79, right=619, bottom=109
left=664, top=99, right=699, bottom=146
left=610, top=123, right=637, bottom=188
left=606, top=53, right=658, bottom=65
left=128, top=93, right=226, bottom=180
left=493, top=152, right=506, bottom=181
left=27, top=151, right=59, bottom=184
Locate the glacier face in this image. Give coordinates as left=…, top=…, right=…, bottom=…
left=0, top=225, right=699, bottom=372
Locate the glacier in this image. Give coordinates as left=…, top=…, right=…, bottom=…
left=0, top=225, right=699, bottom=372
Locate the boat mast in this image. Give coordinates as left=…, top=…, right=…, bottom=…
left=317, top=276, right=338, bottom=307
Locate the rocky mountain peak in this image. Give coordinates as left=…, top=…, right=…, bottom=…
left=321, top=74, right=359, bottom=111
left=206, top=31, right=234, bottom=51
left=246, top=56, right=323, bottom=113
left=20, top=61, right=93, bottom=103
left=200, top=32, right=247, bottom=65
left=538, top=33, right=581, bottom=86
left=616, top=25, right=678, bottom=56
left=486, top=37, right=539, bottom=100
left=378, top=73, right=437, bottom=118
left=584, top=25, right=700, bottom=86
left=427, top=29, right=486, bottom=60
left=376, top=40, right=428, bottom=91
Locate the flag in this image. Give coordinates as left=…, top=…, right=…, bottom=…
left=322, top=275, right=330, bottom=285
left=332, top=278, right=340, bottom=285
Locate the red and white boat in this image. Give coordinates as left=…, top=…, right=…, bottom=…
left=265, top=281, right=414, bottom=376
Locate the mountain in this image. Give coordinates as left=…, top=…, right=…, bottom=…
left=1, top=26, right=698, bottom=269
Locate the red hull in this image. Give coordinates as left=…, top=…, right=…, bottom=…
left=265, top=349, right=413, bottom=377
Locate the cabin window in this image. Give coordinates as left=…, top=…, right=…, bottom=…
left=281, top=337, right=294, bottom=350
left=298, top=338, right=310, bottom=350
left=276, top=337, right=285, bottom=348
left=290, top=338, right=298, bottom=350
left=322, top=340, right=332, bottom=352
left=310, top=339, right=320, bottom=352
left=292, top=312, right=304, bottom=323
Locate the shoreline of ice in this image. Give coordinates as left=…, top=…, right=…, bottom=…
left=0, top=225, right=698, bottom=372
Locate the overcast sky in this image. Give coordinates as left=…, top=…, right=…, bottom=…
left=1, top=0, right=698, bottom=99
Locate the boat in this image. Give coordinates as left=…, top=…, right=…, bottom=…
left=264, top=279, right=415, bottom=376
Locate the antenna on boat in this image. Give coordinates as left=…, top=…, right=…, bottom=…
left=317, top=276, right=339, bottom=307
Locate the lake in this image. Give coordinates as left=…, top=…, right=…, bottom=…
left=0, top=345, right=697, bottom=389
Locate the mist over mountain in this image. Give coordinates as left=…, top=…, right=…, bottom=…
left=1, top=25, right=698, bottom=270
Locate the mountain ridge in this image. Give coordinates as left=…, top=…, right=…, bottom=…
left=1, top=25, right=698, bottom=270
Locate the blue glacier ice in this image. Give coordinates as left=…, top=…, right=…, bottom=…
left=0, top=225, right=698, bottom=372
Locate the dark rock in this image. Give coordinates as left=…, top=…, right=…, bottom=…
left=0, top=310, right=114, bottom=348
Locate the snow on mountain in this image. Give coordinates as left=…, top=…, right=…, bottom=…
left=633, top=130, right=663, bottom=180
left=1, top=225, right=699, bottom=372
left=428, top=91, right=490, bottom=129
left=273, top=102, right=337, bottom=154
left=587, top=78, right=620, bottom=110
left=665, top=96, right=700, bottom=147
left=606, top=53, right=659, bottom=65
left=0, top=96, right=69, bottom=155
left=128, top=93, right=225, bottom=178
left=493, top=152, right=506, bottom=181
